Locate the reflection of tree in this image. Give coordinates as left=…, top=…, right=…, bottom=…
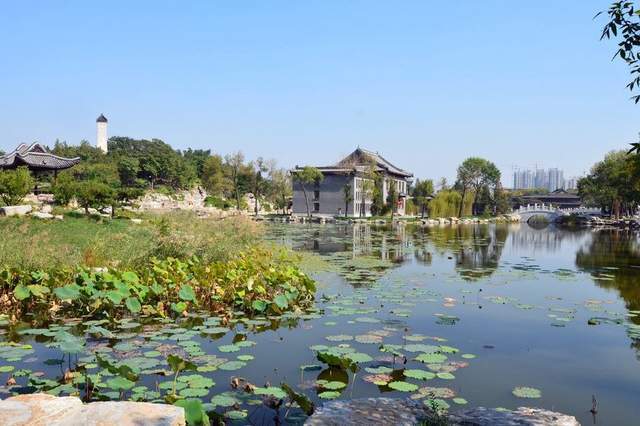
left=575, top=230, right=640, bottom=357
left=509, top=224, right=587, bottom=253
left=415, top=225, right=509, bottom=280
left=576, top=230, right=640, bottom=319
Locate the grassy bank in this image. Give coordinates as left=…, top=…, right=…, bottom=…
left=0, top=211, right=316, bottom=321
left=0, top=212, right=261, bottom=270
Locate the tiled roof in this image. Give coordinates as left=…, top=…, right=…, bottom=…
left=0, top=143, right=80, bottom=171
left=334, top=148, right=413, bottom=177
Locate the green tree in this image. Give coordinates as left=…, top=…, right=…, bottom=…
left=578, top=150, right=640, bottom=217
left=412, top=178, right=434, bottom=218
left=117, top=157, right=140, bottom=187
left=293, top=166, right=323, bottom=217
left=429, top=190, right=463, bottom=218
left=343, top=181, right=352, bottom=218
left=598, top=2, right=640, bottom=153
left=455, top=157, right=501, bottom=216
left=248, top=157, right=268, bottom=216
left=51, top=172, right=77, bottom=206
left=182, top=148, right=211, bottom=178
left=201, top=154, right=226, bottom=196
left=387, top=179, right=399, bottom=220
left=267, top=166, right=291, bottom=215
left=224, top=152, right=246, bottom=210
left=0, top=167, right=34, bottom=206
left=75, top=180, right=115, bottom=214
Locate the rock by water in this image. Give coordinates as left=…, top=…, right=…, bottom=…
left=304, top=398, right=580, bottom=426
left=0, top=394, right=185, bottom=426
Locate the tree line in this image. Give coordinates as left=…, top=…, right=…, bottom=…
left=0, top=137, right=292, bottom=215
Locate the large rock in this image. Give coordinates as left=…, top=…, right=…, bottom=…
left=304, top=398, right=580, bottom=426
left=449, top=406, right=581, bottom=425
left=0, top=394, right=185, bottom=426
left=304, top=398, right=436, bottom=426
left=31, top=212, right=54, bottom=220
left=0, top=205, right=32, bottom=217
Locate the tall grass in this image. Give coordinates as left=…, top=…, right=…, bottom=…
left=0, top=212, right=261, bottom=270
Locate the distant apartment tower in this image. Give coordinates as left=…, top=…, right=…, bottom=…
left=564, top=177, right=579, bottom=190
left=547, top=168, right=564, bottom=192
left=96, top=114, right=108, bottom=153
left=513, top=169, right=534, bottom=189
left=513, top=167, right=565, bottom=191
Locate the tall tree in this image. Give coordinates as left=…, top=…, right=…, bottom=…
left=248, top=157, right=268, bottom=216
left=578, top=150, right=640, bottom=217
left=224, top=152, right=246, bottom=210
left=598, top=2, right=640, bottom=153
left=201, top=154, right=226, bottom=196
left=293, top=166, right=323, bottom=218
left=267, top=167, right=291, bottom=214
left=387, top=179, right=399, bottom=220
left=343, top=181, right=353, bottom=218
left=456, top=157, right=501, bottom=216
left=412, top=178, right=434, bottom=218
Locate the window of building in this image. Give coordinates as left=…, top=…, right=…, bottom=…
left=314, top=190, right=320, bottom=200
left=313, top=202, right=320, bottom=212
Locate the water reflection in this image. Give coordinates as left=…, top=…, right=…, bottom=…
left=576, top=230, right=640, bottom=320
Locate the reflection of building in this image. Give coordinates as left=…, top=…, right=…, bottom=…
left=291, top=148, right=413, bottom=217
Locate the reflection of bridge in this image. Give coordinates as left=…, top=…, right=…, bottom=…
left=514, top=204, right=602, bottom=222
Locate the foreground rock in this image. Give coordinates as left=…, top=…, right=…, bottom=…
left=0, top=394, right=185, bottom=426
left=449, top=406, right=581, bottom=425
left=0, top=205, right=32, bottom=217
left=304, top=398, right=580, bottom=426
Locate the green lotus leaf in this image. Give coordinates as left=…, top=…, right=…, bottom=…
left=388, top=381, right=419, bottom=392
left=512, top=386, right=542, bottom=398
left=403, top=369, right=435, bottom=380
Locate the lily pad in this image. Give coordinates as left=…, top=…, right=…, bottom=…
left=388, top=381, right=419, bottom=392
left=512, top=386, right=542, bottom=398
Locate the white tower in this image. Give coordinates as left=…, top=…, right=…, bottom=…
left=96, top=114, right=108, bottom=153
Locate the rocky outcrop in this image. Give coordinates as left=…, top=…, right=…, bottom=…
left=0, top=394, right=185, bottom=426
left=449, top=406, right=580, bottom=425
left=0, top=205, right=32, bottom=217
left=304, top=398, right=580, bottom=426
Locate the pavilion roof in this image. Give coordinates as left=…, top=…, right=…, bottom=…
left=0, top=143, right=80, bottom=171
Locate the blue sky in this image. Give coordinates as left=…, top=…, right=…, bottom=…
left=0, top=1, right=637, bottom=184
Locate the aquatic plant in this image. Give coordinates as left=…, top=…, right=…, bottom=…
left=0, top=246, right=315, bottom=322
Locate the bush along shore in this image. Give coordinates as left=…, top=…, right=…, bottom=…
left=0, top=246, right=316, bottom=323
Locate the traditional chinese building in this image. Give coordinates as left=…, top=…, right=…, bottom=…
left=0, top=142, right=80, bottom=179
left=291, top=148, right=413, bottom=217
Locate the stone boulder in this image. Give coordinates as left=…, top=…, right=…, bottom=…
left=31, top=212, right=54, bottom=220
left=0, top=205, right=32, bottom=217
left=304, top=398, right=580, bottom=426
left=449, top=406, right=581, bottom=425
left=0, top=394, right=185, bottom=426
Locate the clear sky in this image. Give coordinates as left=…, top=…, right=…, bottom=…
left=0, top=1, right=637, bottom=185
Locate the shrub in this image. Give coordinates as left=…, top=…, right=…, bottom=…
left=0, top=167, right=34, bottom=206
left=52, top=173, right=77, bottom=206
left=204, top=195, right=233, bottom=209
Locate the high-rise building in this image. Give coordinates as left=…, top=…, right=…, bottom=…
left=512, top=167, right=566, bottom=191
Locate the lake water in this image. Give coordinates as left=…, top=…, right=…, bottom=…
left=1, top=222, right=639, bottom=425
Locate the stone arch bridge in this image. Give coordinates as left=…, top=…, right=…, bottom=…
left=514, top=204, right=602, bottom=223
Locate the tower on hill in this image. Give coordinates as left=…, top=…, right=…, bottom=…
left=96, top=114, right=108, bottom=153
